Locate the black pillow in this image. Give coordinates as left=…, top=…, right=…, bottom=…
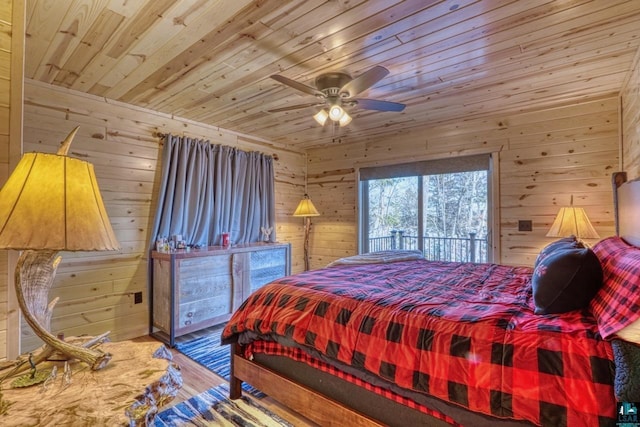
left=532, top=237, right=603, bottom=314
left=533, top=236, right=579, bottom=268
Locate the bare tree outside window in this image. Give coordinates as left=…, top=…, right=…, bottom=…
left=365, top=171, right=488, bottom=262
left=423, top=172, right=487, bottom=238
left=368, top=177, right=418, bottom=239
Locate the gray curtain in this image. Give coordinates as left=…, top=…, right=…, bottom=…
left=151, top=134, right=276, bottom=247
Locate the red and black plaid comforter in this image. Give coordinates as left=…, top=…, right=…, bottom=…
left=222, top=260, right=616, bottom=426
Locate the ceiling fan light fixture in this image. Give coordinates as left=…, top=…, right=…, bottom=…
left=270, top=66, right=405, bottom=128
left=328, top=105, right=345, bottom=121
left=313, top=109, right=329, bottom=125
left=339, top=112, right=352, bottom=127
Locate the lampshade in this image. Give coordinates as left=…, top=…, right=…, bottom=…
left=313, top=109, right=329, bottom=125
left=313, top=106, right=352, bottom=127
left=546, top=206, right=600, bottom=240
left=339, top=111, right=352, bottom=126
left=328, top=105, right=345, bottom=121
left=0, top=152, right=120, bottom=251
left=293, top=194, right=320, bottom=217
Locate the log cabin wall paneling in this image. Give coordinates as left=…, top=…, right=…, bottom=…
left=621, top=51, right=640, bottom=179
left=306, top=97, right=620, bottom=269
left=20, top=80, right=306, bottom=351
left=0, top=0, right=12, bottom=362
left=0, top=0, right=25, bottom=361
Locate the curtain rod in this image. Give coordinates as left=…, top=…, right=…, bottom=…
left=153, top=132, right=279, bottom=161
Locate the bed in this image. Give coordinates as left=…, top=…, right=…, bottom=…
left=221, top=172, right=640, bottom=427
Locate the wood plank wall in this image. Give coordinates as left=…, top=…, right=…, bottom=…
left=0, top=0, right=24, bottom=361
left=621, top=51, right=640, bottom=179
left=306, top=97, right=620, bottom=268
left=0, top=0, right=13, bottom=361
left=19, top=80, right=305, bottom=351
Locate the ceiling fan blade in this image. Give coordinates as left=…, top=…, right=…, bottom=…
left=340, top=66, right=390, bottom=97
left=355, top=98, right=406, bottom=112
left=270, top=74, right=325, bottom=98
left=268, top=102, right=323, bottom=113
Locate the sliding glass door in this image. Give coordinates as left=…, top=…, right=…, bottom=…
left=366, top=177, right=419, bottom=252
left=421, top=171, right=488, bottom=262
left=359, top=154, right=495, bottom=263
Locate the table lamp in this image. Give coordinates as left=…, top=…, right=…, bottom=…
left=293, top=194, right=320, bottom=271
left=546, top=196, right=599, bottom=242
left=0, top=127, right=120, bottom=370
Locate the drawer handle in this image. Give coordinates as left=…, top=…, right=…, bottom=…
left=186, top=312, right=193, bottom=317
left=184, top=320, right=192, bottom=326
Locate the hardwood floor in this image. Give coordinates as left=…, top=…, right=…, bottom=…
left=137, top=334, right=319, bottom=426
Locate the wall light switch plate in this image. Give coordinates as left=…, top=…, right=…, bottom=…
left=518, top=220, right=533, bottom=232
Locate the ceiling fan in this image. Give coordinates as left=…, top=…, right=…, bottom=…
left=269, top=66, right=406, bottom=127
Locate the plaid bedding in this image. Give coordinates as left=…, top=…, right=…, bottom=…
left=591, top=236, right=640, bottom=338
left=222, top=260, right=616, bottom=426
left=246, top=340, right=461, bottom=426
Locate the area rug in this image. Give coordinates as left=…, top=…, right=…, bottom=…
left=174, top=324, right=264, bottom=397
left=153, top=383, right=293, bottom=426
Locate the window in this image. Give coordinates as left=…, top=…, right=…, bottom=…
left=359, top=154, right=496, bottom=263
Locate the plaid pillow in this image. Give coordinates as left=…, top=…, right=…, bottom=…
left=590, top=237, right=640, bottom=339
left=592, top=236, right=632, bottom=266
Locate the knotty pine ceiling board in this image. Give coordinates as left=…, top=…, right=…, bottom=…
left=24, top=0, right=640, bottom=149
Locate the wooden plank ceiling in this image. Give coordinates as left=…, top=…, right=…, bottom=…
left=25, top=0, right=640, bottom=150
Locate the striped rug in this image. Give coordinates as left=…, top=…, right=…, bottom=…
left=174, top=324, right=264, bottom=397
left=154, top=383, right=293, bottom=426
left=174, top=325, right=229, bottom=378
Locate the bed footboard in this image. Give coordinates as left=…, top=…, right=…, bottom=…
left=229, top=343, right=243, bottom=400
left=229, top=344, right=384, bottom=427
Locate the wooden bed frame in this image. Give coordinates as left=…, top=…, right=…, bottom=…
left=228, top=171, right=640, bottom=426
left=230, top=344, right=385, bottom=426
left=613, top=171, right=640, bottom=246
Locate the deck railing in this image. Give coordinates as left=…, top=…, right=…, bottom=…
left=368, top=231, right=488, bottom=263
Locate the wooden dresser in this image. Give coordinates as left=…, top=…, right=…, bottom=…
left=151, top=242, right=290, bottom=346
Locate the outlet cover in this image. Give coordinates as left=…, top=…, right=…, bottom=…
left=518, top=220, right=533, bottom=232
